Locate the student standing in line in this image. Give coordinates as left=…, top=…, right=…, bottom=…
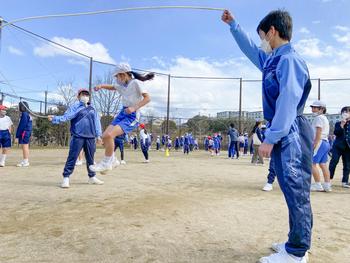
left=16, top=101, right=32, bottom=167
left=0, top=105, right=13, bottom=167
left=114, top=134, right=126, bottom=165
left=139, top=123, right=150, bottom=163
left=310, top=101, right=332, bottom=192
left=329, top=106, right=350, bottom=188
left=251, top=121, right=264, bottom=165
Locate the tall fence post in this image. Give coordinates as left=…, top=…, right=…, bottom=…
left=89, top=57, right=93, bottom=101
left=44, top=90, right=48, bottom=114
left=318, top=78, right=321, bottom=100
left=166, top=74, right=171, bottom=135
left=0, top=92, right=4, bottom=105
left=239, top=78, right=243, bottom=133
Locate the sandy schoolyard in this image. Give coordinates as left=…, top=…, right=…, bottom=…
left=0, top=148, right=349, bottom=262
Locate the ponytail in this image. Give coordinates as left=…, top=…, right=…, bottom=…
left=129, top=71, right=155, bottom=82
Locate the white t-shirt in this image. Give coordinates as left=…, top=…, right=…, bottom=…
left=114, top=79, right=147, bottom=108
left=0, top=116, right=13, bottom=130
left=312, top=114, right=329, bottom=140
left=139, top=129, right=148, bottom=144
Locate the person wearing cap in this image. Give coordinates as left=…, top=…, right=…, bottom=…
left=222, top=9, right=313, bottom=262
left=48, top=89, right=103, bottom=188
left=329, top=106, right=350, bottom=188
left=91, top=63, right=153, bottom=172
left=156, top=135, right=161, bottom=151
left=310, top=100, right=331, bottom=192
left=0, top=105, right=13, bottom=167
left=16, top=101, right=32, bottom=167
left=183, top=133, right=190, bottom=155
left=139, top=123, right=150, bottom=163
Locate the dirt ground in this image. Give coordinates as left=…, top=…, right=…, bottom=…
left=0, top=148, right=349, bottom=263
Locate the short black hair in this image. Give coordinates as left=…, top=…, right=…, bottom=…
left=230, top=123, right=235, bottom=128
left=341, top=106, right=350, bottom=113
left=19, top=101, right=29, bottom=113
left=257, top=9, right=293, bottom=41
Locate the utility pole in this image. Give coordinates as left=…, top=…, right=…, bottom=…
left=44, top=90, right=48, bottom=114
left=238, top=78, right=243, bottom=133
left=166, top=74, right=171, bottom=135
left=89, top=57, right=93, bottom=101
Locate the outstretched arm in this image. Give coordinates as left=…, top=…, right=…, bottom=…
left=94, top=84, right=116, bottom=91
left=222, top=10, right=267, bottom=71
left=48, top=102, right=81, bottom=124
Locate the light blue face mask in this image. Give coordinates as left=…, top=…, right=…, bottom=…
left=116, top=79, right=127, bottom=87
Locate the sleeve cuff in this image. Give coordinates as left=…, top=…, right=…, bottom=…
left=229, top=20, right=239, bottom=31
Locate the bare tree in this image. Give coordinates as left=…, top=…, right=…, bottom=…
left=92, top=73, right=121, bottom=116
left=56, top=80, right=77, bottom=107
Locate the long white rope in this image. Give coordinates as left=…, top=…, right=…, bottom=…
left=0, top=6, right=225, bottom=29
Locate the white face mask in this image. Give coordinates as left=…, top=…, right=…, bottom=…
left=80, top=96, right=89, bottom=105
left=342, top=112, right=349, bottom=120
left=261, top=38, right=272, bottom=54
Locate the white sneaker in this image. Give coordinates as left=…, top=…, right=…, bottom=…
left=88, top=177, right=104, bottom=185
left=143, top=160, right=150, bottom=163
left=262, top=183, right=273, bottom=192
left=322, top=182, right=332, bottom=192
left=0, top=161, right=5, bottom=167
left=342, top=182, right=350, bottom=188
left=75, top=160, right=83, bottom=166
left=113, top=159, right=120, bottom=168
left=259, top=251, right=307, bottom=263
left=271, top=242, right=285, bottom=253
left=89, top=160, right=112, bottom=173
left=120, top=160, right=126, bottom=165
left=16, top=161, right=30, bottom=167
left=271, top=242, right=309, bottom=261
left=310, top=183, right=324, bottom=192
left=61, top=178, right=70, bottom=188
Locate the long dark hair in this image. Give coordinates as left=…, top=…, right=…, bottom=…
left=250, top=121, right=262, bottom=136
left=128, top=71, right=155, bottom=82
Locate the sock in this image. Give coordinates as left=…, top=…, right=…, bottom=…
left=316, top=182, right=322, bottom=186
left=23, top=159, right=29, bottom=164
left=63, top=177, right=69, bottom=183
left=2, top=154, right=7, bottom=163
left=103, top=155, right=113, bottom=164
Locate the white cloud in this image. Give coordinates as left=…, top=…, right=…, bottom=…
left=34, top=37, right=116, bottom=64
left=334, top=25, right=350, bottom=32
left=333, top=32, right=350, bottom=48
left=294, top=38, right=330, bottom=58
left=8, top=46, right=24, bottom=56
left=299, top=27, right=310, bottom=34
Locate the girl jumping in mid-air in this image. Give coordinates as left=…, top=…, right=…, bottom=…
left=90, top=63, right=153, bottom=173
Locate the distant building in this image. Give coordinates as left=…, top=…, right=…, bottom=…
left=247, top=111, right=264, bottom=121
left=216, top=111, right=249, bottom=119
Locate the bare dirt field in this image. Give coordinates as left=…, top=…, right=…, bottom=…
left=0, top=148, right=349, bottom=263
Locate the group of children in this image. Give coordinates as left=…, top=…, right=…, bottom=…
left=261, top=102, right=350, bottom=193
left=0, top=102, right=33, bottom=168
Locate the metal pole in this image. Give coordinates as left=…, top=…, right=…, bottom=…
left=166, top=74, right=171, bottom=135
left=44, top=90, right=48, bottom=114
left=40, top=101, right=42, bottom=113
left=318, top=78, right=321, bottom=100
left=0, top=92, right=4, bottom=105
left=89, top=57, right=93, bottom=101
left=239, top=78, right=242, bottom=133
